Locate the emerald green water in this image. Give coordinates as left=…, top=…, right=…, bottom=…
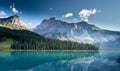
left=0, top=51, right=120, bottom=71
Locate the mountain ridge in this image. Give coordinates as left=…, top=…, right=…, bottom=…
left=34, top=17, right=120, bottom=48
left=0, top=15, right=28, bottom=30
left=0, top=16, right=98, bottom=50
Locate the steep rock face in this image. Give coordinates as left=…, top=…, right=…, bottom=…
left=0, top=15, right=28, bottom=30
left=34, top=18, right=120, bottom=48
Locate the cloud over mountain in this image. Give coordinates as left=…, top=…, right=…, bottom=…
left=79, top=9, right=97, bottom=22
left=62, top=13, right=73, bottom=18
left=0, top=11, right=7, bottom=18
left=0, top=11, right=7, bottom=15
left=10, top=3, right=22, bottom=14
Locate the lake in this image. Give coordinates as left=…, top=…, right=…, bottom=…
left=0, top=50, right=120, bottom=71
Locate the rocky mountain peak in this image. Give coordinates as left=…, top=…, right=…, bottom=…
left=79, top=21, right=88, bottom=24
left=49, top=17, right=56, bottom=20
left=8, top=15, right=20, bottom=19
left=0, top=15, right=28, bottom=30
left=33, top=18, right=120, bottom=48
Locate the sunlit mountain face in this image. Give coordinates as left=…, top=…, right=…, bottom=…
left=0, top=15, right=28, bottom=30
left=33, top=18, right=120, bottom=49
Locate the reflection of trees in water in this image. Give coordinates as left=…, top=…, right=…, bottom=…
left=117, top=57, right=120, bottom=63
left=31, top=51, right=120, bottom=71
left=29, top=51, right=98, bottom=71
left=0, top=51, right=98, bottom=71
left=10, top=51, right=98, bottom=62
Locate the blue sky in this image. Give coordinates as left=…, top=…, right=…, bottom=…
left=0, top=0, right=120, bottom=31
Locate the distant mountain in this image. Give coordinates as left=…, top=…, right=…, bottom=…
left=0, top=15, right=28, bottom=30
left=0, top=16, right=98, bottom=50
left=34, top=17, right=120, bottom=48
left=0, top=26, right=98, bottom=50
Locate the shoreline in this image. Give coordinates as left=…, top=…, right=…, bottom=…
left=0, top=50, right=99, bottom=52
left=0, top=49, right=120, bottom=52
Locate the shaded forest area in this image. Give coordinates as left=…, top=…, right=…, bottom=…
left=0, top=27, right=98, bottom=50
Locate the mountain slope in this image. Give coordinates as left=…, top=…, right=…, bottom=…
left=34, top=18, right=120, bottom=48
left=0, top=15, right=28, bottom=30
left=0, top=26, right=98, bottom=50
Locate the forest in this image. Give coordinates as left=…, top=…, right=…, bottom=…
left=0, top=27, right=98, bottom=50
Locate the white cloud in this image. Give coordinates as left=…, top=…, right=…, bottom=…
left=12, top=7, right=19, bottom=14
left=49, top=8, right=53, bottom=11
left=62, top=13, right=73, bottom=18
left=79, top=9, right=97, bottom=22
left=10, top=5, right=12, bottom=9
left=10, top=3, right=21, bottom=14
left=0, top=11, right=7, bottom=15
left=0, top=11, right=8, bottom=18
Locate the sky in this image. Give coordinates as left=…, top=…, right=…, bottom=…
left=0, top=0, right=120, bottom=31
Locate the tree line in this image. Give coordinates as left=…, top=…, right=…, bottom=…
left=0, top=27, right=98, bottom=50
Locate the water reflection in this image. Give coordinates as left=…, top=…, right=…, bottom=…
left=30, top=51, right=120, bottom=71
left=0, top=51, right=98, bottom=71
left=0, top=51, right=120, bottom=71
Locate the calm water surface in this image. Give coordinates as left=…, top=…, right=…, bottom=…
left=0, top=50, right=120, bottom=71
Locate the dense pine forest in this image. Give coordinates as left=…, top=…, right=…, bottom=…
left=0, top=27, right=98, bottom=50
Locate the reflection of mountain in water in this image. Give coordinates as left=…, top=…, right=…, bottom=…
left=87, top=51, right=120, bottom=71
left=0, top=51, right=97, bottom=71
left=31, top=51, right=120, bottom=71
left=0, top=51, right=120, bottom=71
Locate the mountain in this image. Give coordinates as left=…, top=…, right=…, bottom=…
left=0, top=15, right=28, bottom=30
left=0, top=16, right=98, bottom=50
left=34, top=17, right=120, bottom=48
left=0, top=26, right=98, bottom=50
